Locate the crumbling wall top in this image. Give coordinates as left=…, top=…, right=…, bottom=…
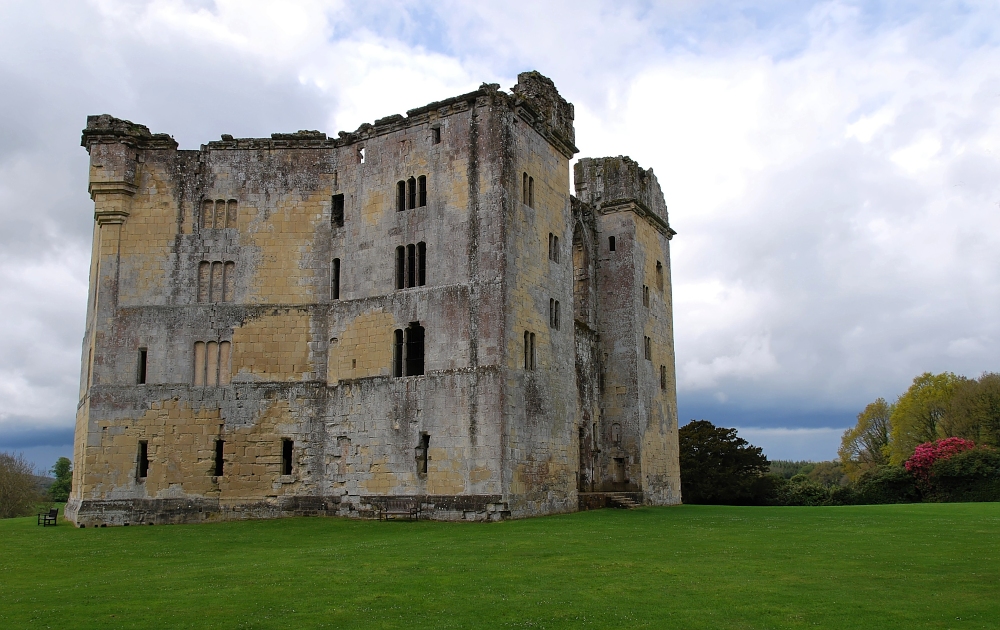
left=574, top=156, right=673, bottom=236
left=81, top=114, right=178, bottom=152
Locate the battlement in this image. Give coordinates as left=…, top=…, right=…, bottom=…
left=574, top=156, right=673, bottom=237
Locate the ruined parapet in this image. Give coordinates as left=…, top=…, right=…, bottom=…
left=574, top=156, right=674, bottom=237
left=511, top=71, right=577, bottom=158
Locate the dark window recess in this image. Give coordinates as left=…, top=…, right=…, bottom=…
left=644, top=336, right=652, bottom=361
left=643, top=285, right=650, bottom=307
left=656, top=261, right=664, bottom=291
left=522, top=172, right=529, bottom=205
left=137, top=348, right=147, bottom=385
left=397, top=181, right=406, bottom=212
left=331, top=194, right=345, bottom=227
left=214, top=439, right=225, bottom=476
left=549, top=299, right=560, bottom=330
left=524, top=331, right=536, bottom=370
left=660, top=365, right=667, bottom=390
left=548, top=233, right=560, bottom=262
left=331, top=258, right=340, bottom=300
left=137, top=441, right=149, bottom=480
left=407, top=176, right=416, bottom=210
left=396, top=242, right=426, bottom=289
left=614, top=457, right=626, bottom=483
left=393, top=329, right=404, bottom=377
left=431, top=127, right=441, bottom=144
left=612, top=423, right=622, bottom=444
left=405, top=322, right=425, bottom=376
left=418, top=175, right=427, bottom=207
left=416, top=433, right=430, bottom=475
left=528, top=177, right=534, bottom=208
left=609, top=236, right=616, bottom=252
left=281, top=439, right=293, bottom=475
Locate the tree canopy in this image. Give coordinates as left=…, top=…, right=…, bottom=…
left=889, top=372, right=963, bottom=464
left=679, top=420, right=773, bottom=505
left=48, top=457, right=72, bottom=503
left=839, top=398, right=892, bottom=480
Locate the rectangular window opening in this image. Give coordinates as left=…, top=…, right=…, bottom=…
left=281, top=439, right=293, bottom=475
left=609, top=236, right=616, bottom=252
left=331, top=258, right=341, bottom=300
left=393, top=329, right=404, bottom=377
left=549, top=299, right=555, bottom=328
left=522, top=173, right=528, bottom=205
left=201, top=200, right=214, bottom=230
left=431, top=127, right=441, bottom=144
left=407, top=177, right=416, bottom=210
left=643, top=285, right=650, bottom=307
left=358, top=147, right=365, bottom=164
left=211, top=261, right=223, bottom=303
left=660, top=365, right=667, bottom=390
left=554, top=301, right=560, bottom=330
left=404, top=322, right=425, bottom=376
left=406, top=244, right=416, bottom=288
left=395, top=246, right=405, bottom=290
left=193, top=341, right=206, bottom=386
left=417, top=242, right=426, bottom=286
left=214, top=439, right=225, bottom=476
left=137, top=441, right=149, bottom=480
left=644, top=336, right=652, bottom=361
left=197, top=261, right=210, bottom=303
left=656, top=261, right=664, bottom=291
left=416, top=433, right=430, bottom=475
left=331, top=194, right=345, bottom=227
left=528, top=177, right=534, bottom=208
left=223, top=262, right=235, bottom=302
left=397, top=181, right=406, bottom=212
left=137, top=348, right=147, bottom=385
left=553, top=235, right=559, bottom=262
left=418, top=175, right=427, bottom=207
left=529, top=333, right=536, bottom=370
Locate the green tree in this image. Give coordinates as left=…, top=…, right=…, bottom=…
left=679, top=420, right=775, bottom=505
left=890, top=372, right=963, bottom=464
left=839, top=398, right=892, bottom=480
left=48, top=457, right=72, bottom=502
left=0, top=451, right=41, bottom=518
left=941, top=373, right=1000, bottom=447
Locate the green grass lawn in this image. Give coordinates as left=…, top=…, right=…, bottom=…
left=2, top=503, right=998, bottom=629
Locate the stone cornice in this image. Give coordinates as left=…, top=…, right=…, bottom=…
left=599, top=199, right=677, bottom=239
left=89, top=181, right=138, bottom=200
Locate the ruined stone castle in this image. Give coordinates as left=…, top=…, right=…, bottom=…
left=67, top=72, right=680, bottom=526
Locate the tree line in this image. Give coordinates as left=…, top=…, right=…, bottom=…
left=680, top=371, right=1000, bottom=505
left=0, top=453, right=72, bottom=518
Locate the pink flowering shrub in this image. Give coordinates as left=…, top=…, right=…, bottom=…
left=904, top=437, right=976, bottom=481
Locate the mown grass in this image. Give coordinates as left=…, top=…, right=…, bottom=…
left=2, top=503, right=998, bottom=629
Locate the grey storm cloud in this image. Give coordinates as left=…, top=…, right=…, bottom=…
left=2, top=0, right=1000, bottom=464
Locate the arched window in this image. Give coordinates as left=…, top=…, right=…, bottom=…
left=418, top=175, right=427, bottom=207
left=396, top=181, right=406, bottom=212
left=407, top=176, right=416, bottom=210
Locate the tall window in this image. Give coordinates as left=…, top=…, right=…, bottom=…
left=397, top=181, right=406, bottom=212
left=549, top=299, right=560, bottom=330
left=644, top=336, right=652, bottom=361
left=197, top=261, right=235, bottom=303
left=656, top=261, right=664, bottom=291
left=281, top=439, right=293, bottom=475
left=528, top=177, right=534, bottom=208
left=418, top=175, right=427, bottom=207
left=660, top=365, right=667, bottom=390
left=548, top=233, right=560, bottom=262
left=407, top=176, right=416, bottom=210
left=524, top=331, right=536, bottom=370
left=609, top=236, right=616, bottom=252
left=137, top=348, right=147, bottom=385
left=395, top=242, right=426, bottom=289
left=214, top=439, right=225, bottom=476
left=431, top=127, right=441, bottom=144
left=396, top=176, right=428, bottom=211
left=331, top=258, right=341, bottom=300
left=416, top=433, right=430, bottom=475
left=643, top=285, right=650, bottom=307
left=137, top=441, right=149, bottom=480
left=393, top=323, right=426, bottom=377
left=523, top=173, right=529, bottom=205
left=193, top=341, right=232, bottom=386
left=331, top=194, right=345, bottom=228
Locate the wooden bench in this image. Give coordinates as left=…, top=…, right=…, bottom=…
left=378, top=499, right=421, bottom=521
left=37, top=508, right=58, bottom=527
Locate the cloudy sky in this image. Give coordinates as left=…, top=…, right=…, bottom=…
left=2, top=0, right=999, bottom=470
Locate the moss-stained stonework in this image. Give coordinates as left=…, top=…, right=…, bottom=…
left=67, top=72, right=680, bottom=526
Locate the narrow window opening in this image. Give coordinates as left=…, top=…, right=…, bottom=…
left=206, top=341, right=219, bottom=386
left=660, top=365, right=667, bottom=390
left=393, top=329, right=404, bottom=377
left=644, top=336, right=652, bottom=361
left=331, top=194, right=345, bottom=227
left=223, top=262, right=235, bottom=302
left=331, top=258, right=341, bottom=300
left=407, top=176, right=416, bottom=210
left=396, top=181, right=406, bottom=212
left=193, top=341, right=206, bottom=386
left=333, top=171, right=338, bottom=188
left=643, top=285, right=650, bottom=307
left=609, top=236, right=616, bottom=252
left=431, top=127, right=441, bottom=144
left=656, top=261, right=664, bottom=291
left=219, top=341, right=231, bottom=386
left=137, top=441, right=149, bottom=480
left=404, top=322, right=425, bottom=376
left=528, top=177, right=534, bottom=208
left=406, top=244, right=416, bottom=288
left=214, top=199, right=226, bottom=229
left=549, top=299, right=555, bottom=328
left=554, top=301, right=560, bottom=330
left=281, top=439, right=293, bottom=475
left=201, top=200, right=214, bottom=230
left=553, top=235, right=559, bottom=262
left=417, top=242, right=426, bottom=286
left=395, top=246, right=405, bottom=290
left=524, top=331, right=530, bottom=370
left=522, top=173, right=528, bottom=205
left=531, top=333, right=536, bottom=369
left=198, top=261, right=210, bottom=302
left=418, top=175, right=427, bottom=207
left=416, top=433, right=430, bottom=475
left=214, top=439, right=225, bottom=476
left=137, top=348, right=147, bottom=385
left=211, top=261, right=223, bottom=302
left=612, top=423, right=622, bottom=445
left=358, top=147, right=365, bottom=164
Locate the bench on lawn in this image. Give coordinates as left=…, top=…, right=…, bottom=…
left=378, top=499, right=421, bottom=521
left=37, top=508, right=58, bottom=527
